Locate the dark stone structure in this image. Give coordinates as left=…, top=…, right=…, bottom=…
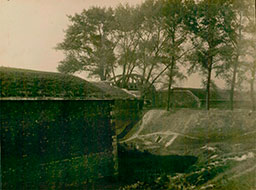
left=156, top=89, right=201, bottom=108
left=0, top=67, right=142, bottom=188
left=156, top=87, right=254, bottom=109
left=1, top=100, right=115, bottom=188
left=109, top=74, right=157, bottom=107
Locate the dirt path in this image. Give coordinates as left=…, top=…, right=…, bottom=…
left=165, top=113, right=198, bottom=147
left=122, top=111, right=200, bottom=148
left=121, top=110, right=166, bottom=143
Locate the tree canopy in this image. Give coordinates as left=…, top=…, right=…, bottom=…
left=56, top=0, right=255, bottom=110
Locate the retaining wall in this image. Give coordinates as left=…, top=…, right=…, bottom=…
left=1, top=100, right=117, bottom=189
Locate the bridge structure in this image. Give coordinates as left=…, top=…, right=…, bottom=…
left=110, top=74, right=156, bottom=105
left=111, top=74, right=156, bottom=91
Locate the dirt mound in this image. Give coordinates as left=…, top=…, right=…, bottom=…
left=0, top=67, right=133, bottom=99
left=120, top=109, right=256, bottom=189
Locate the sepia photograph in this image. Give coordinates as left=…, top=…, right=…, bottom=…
left=0, top=0, right=256, bottom=189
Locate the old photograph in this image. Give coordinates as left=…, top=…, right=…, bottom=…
left=1, top=0, right=256, bottom=189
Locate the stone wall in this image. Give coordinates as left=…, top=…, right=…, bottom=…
left=113, top=99, right=144, bottom=138
left=1, top=100, right=116, bottom=188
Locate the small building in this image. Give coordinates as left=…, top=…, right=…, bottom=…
left=0, top=67, right=142, bottom=188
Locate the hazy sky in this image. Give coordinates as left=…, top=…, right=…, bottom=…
left=0, top=0, right=144, bottom=71
left=0, top=0, right=224, bottom=88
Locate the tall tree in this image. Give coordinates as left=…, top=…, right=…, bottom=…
left=56, top=7, right=116, bottom=81
left=244, top=4, right=256, bottom=110
left=162, top=0, right=188, bottom=111
left=228, top=0, right=252, bottom=110
left=113, top=4, right=143, bottom=87
left=185, top=0, right=236, bottom=110
left=234, top=0, right=256, bottom=110
left=251, top=0, right=256, bottom=110
left=136, top=0, right=166, bottom=87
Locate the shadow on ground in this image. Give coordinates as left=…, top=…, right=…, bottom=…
left=118, top=145, right=198, bottom=184
left=64, top=146, right=198, bottom=189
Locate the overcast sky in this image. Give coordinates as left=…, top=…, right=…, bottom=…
left=0, top=0, right=226, bottom=88
left=0, top=0, right=144, bottom=71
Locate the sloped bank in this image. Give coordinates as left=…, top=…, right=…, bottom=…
left=119, top=109, right=256, bottom=189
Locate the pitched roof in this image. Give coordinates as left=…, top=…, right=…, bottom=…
left=0, top=67, right=134, bottom=100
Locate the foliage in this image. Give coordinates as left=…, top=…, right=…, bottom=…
left=56, top=7, right=116, bottom=81
left=217, top=0, right=254, bottom=110
left=56, top=0, right=253, bottom=110
left=184, top=0, right=236, bottom=109
left=160, top=0, right=189, bottom=110
left=136, top=0, right=166, bottom=86
left=56, top=1, right=188, bottom=90
left=239, top=0, right=256, bottom=110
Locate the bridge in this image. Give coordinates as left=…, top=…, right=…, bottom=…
left=111, top=74, right=154, bottom=91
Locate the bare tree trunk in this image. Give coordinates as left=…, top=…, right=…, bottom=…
left=205, top=0, right=213, bottom=111
left=148, top=64, right=171, bottom=89
left=167, top=74, right=172, bottom=111
left=230, top=55, right=238, bottom=110
left=230, top=11, right=242, bottom=110
left=206, top=59, right=213, bottom=110
left=145, top=47, right=160, bottom=84
left=146, top=64, right=155, bottom=84
left=250, top=66, right=256, bottom=111
left=141, top=62, right=146, bottom=85
left=125, top=65, right=136, bottom=85
left=252, top=0, right=256, bottom=111
left=121, top=64, right=126, bottom=88
left=167, top=56, right=175, bottom=111
left=111, top=65, right=117, bottom=84
left=99, top=67, right=106, bottom=81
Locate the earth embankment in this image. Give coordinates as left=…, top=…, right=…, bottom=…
left=120, top=109, right=256, bottom=189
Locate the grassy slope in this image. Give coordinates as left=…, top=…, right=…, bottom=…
left=0, top=67, right=133, bottom=99
left=120, top=109, right=256, bottom=189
